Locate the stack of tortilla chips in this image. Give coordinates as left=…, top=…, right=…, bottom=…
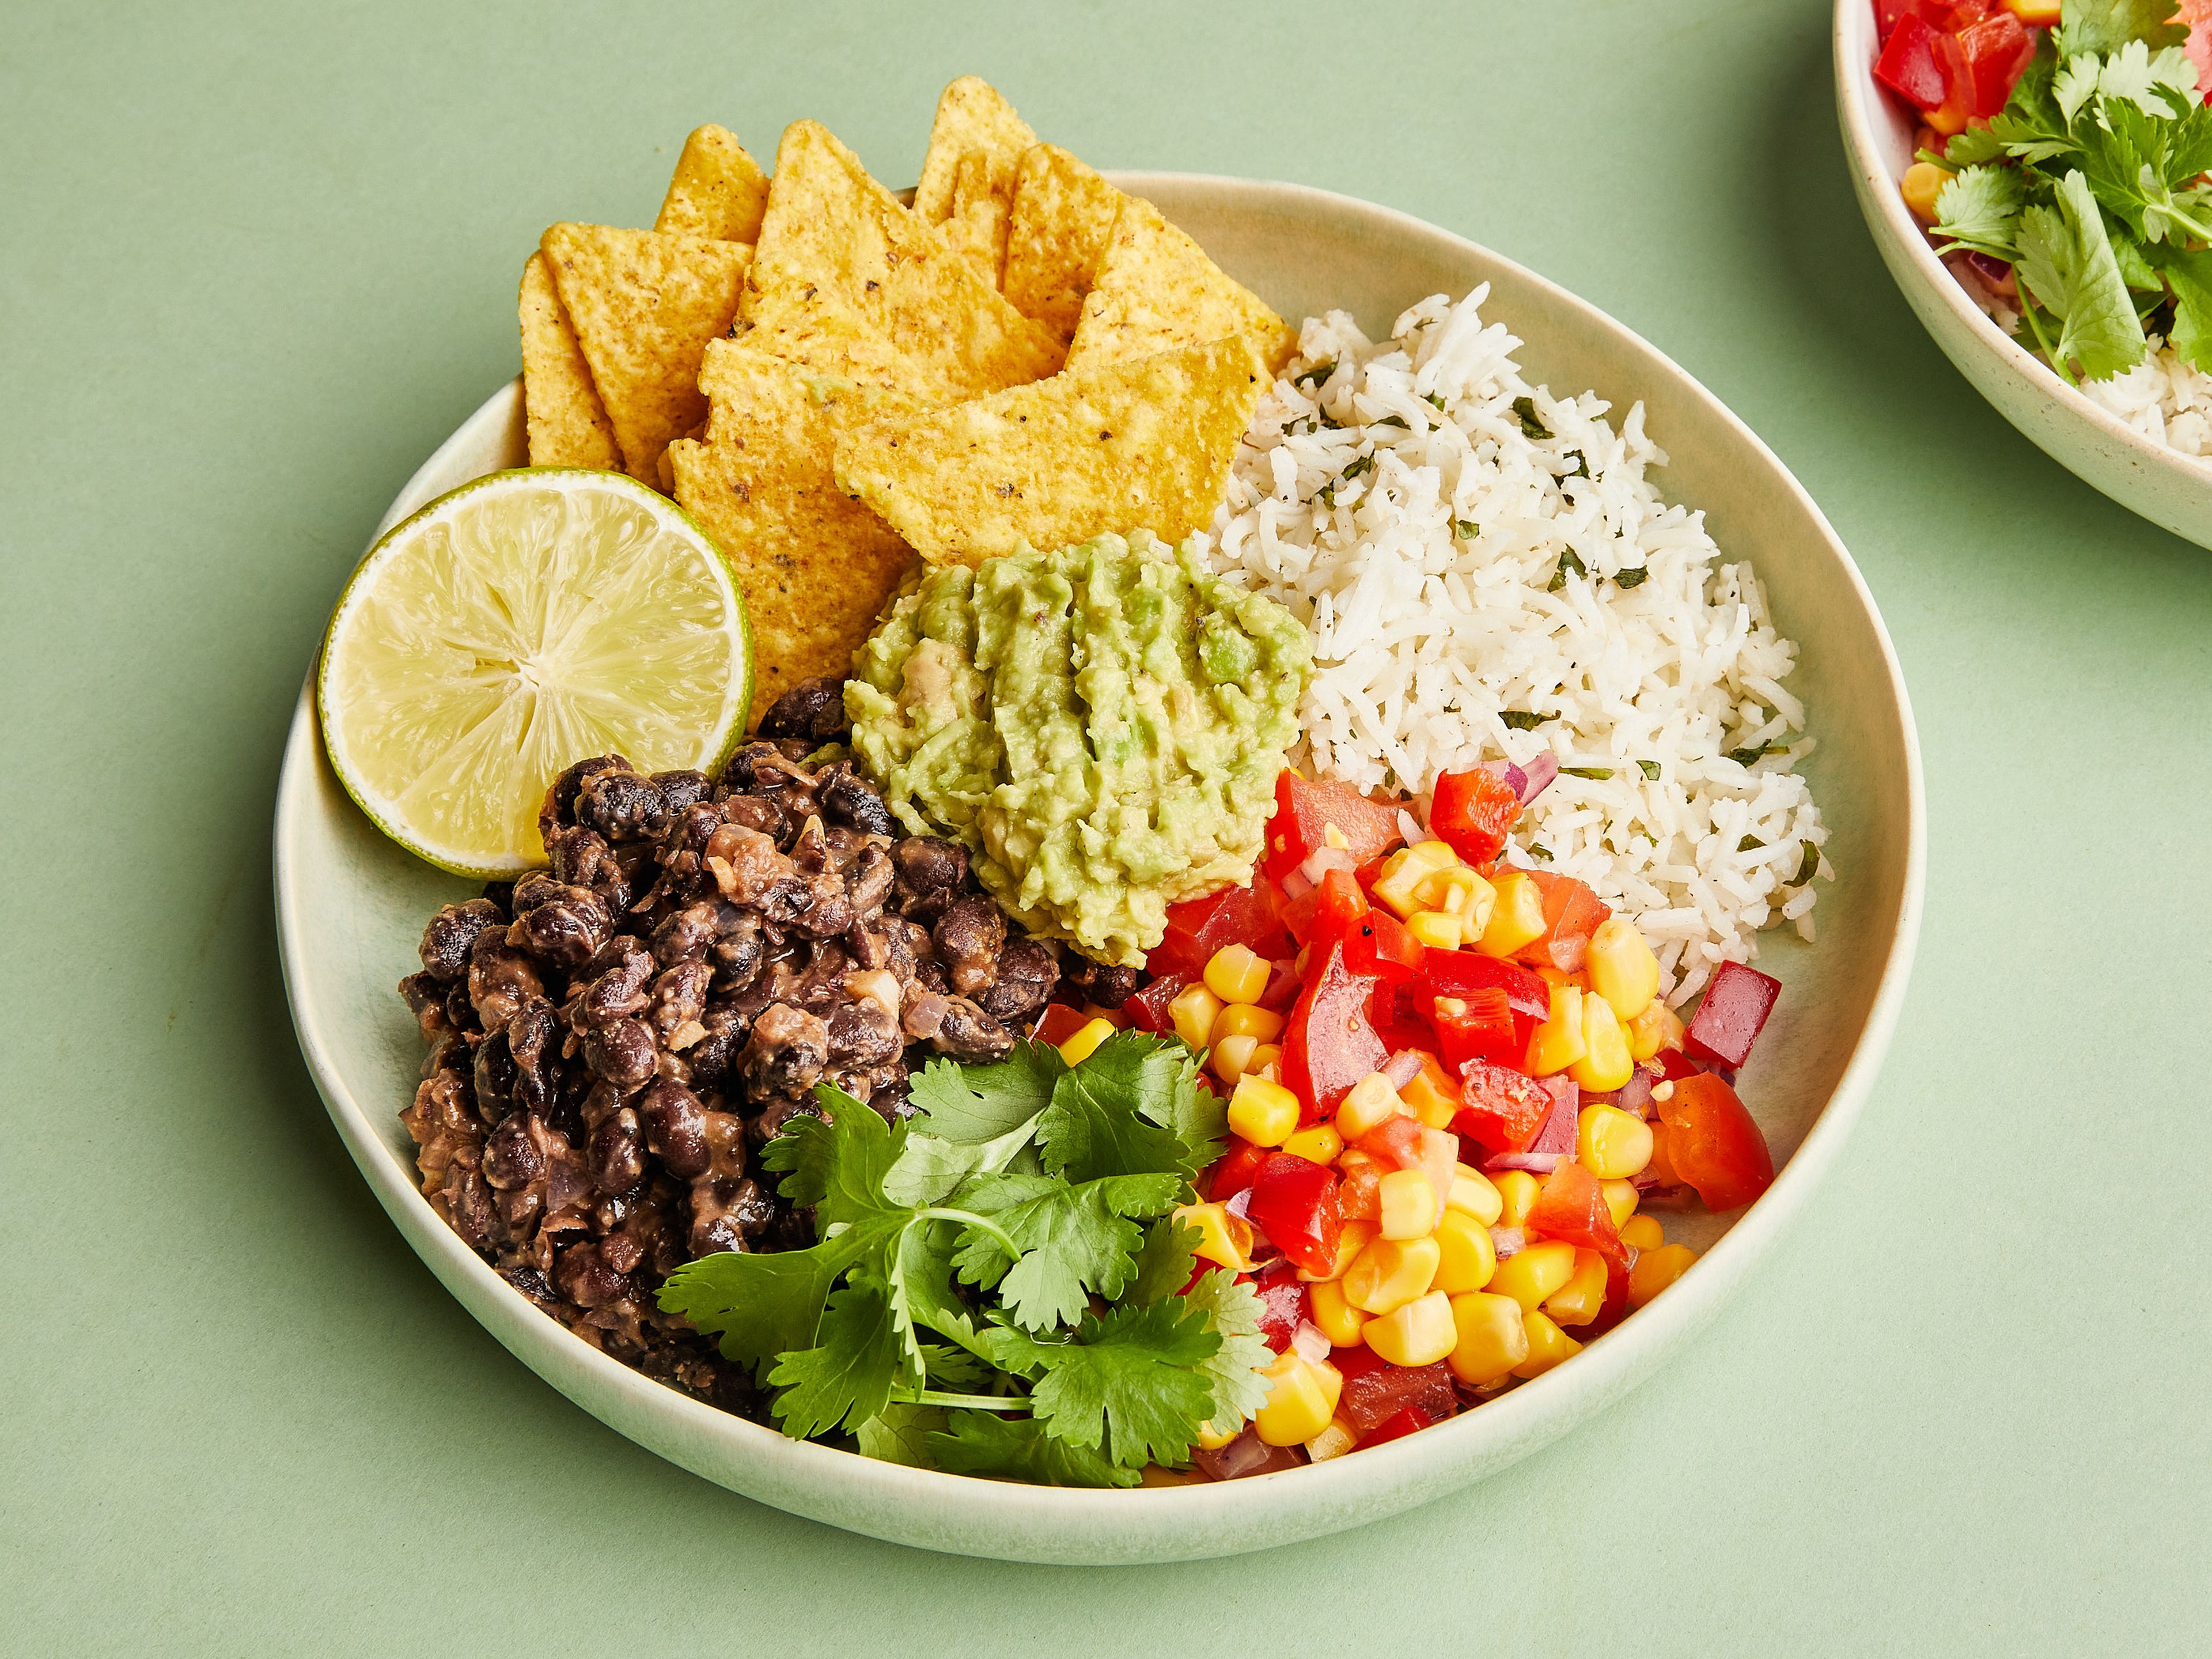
left=518, top=79, right=1295, bottom=725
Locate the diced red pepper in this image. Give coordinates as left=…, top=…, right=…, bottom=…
left=1342, top=906, right=1425, bottom=982
left=1360, top=1405, right=1435, bottom=1448
left=1957, top=10, right=2032, bottom=118
left=1427, top=766, right=1523, bottom=867
left=1656, top=1073, right=1774, bottom=1213
left=1420, top=948, right=1550, bottom=1019
left=1156, top=879, right=1290, bottom=975
left=1513, top=870, right=1612, bottom=974
left=1206, top=1136, right=1274, bottom=1202
left=1245, top=1153, right=1343, bottom=1277
left=1429, top=986, right=1521, bottom=1070
left=1451, top=1059, right=1556, bottom=1154
left=1121, top=972, right=1191, bottom=1036
left=1873, top=0, right=1915, bottom=37
left=1033, top=1003, right=1091, bottom=1047
left=1264, top=772, right=1406, bottom=881
left=1280, top=940, right=1387, bottom=1121
left=1684, top=960, right=1781, bottom=1068
left=1874, top=12, right=1949, bottom=108
left=1369, top=980, right=1438, bottom=1054
left=1525, top=1157, right=1627, bottom=1266
left=1289, top=866, right=1370, bottom=948
left=1258, top=957, right=1301, bottom=1011
left=1653, top=1045, right=1702, bottom=1084
left=1335, top=1353, right=1457, bottom=1435
left=1248, top=1261, right=1309, bottom=1354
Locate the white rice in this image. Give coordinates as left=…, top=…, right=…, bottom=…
left=2076, top=337, right=2212, bottom=459
left=1196, top=288, right=1831, bottom=1005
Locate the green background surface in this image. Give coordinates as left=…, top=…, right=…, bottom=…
left=4, top=1, right=2206, bottom=1653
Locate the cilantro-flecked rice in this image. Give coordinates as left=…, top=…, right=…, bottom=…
left=1196, top=288, right=1831, bottom=1005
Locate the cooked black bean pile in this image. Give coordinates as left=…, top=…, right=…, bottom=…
left=396, top=679, right=1063, bottom=1410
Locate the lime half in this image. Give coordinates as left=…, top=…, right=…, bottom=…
left=319, top=468, right=752, bottom=876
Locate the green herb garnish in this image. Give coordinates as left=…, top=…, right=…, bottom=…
left=1294, top=362, right=1335, bottom=389
left=1613, top=566, right=1649, bottom=589
left=1546, top=548, right=1588, bottom=592
left=1737, top=835, right=1767, bottom=853
left=1455, top=519, right=1478, bottom=539
left=1513, top=396, right=1551, bottom=440
left=1637, top=759, right=1662, bottom=781
left=1527, top=843, right=1554, bottom=862
left=1793, top=842, right=1821, bottom=885
left=1727, top=743, right=1781, bottom=766
left=1561, top=766, right=1613, bottom=781
left=1498, top=709, right=1554, bottom=730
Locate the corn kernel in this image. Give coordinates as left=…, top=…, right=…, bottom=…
left=1058, top=1017, right=1116, bottom=1066
left=1448, top=1165, right=1504, bottom=1226
left=2003, top=0, right=2061, bottom=22
left=1298, top=1218, right=1376, bottom=1283
left=1304, top=1419, right=1359, bottom=1462
left=1227, top=1074, right=1301, bottom=1147
left=1477, top=869, right=1547, bottom=957
left=1168, top=983, right=1224, bottom=1051
left=1211, top=1033, right=1259, bottom=1085
left=1619, top=1214, right=1665, bottom=1252
left=1194, top=1413, right=1245, bottom=1450
left=1080, top=1004, right=1131, bottom=1029
left=1493, top=1168, right=1540, bottom=1230
left=1254, top=1351, right=1343, bottom=1446
left=1600, top=1177, right=1639, bottom=1229
left=1307, top=1277, right=1369, bottom=1347
left=1363, top=1290, right=1458, bottom=1367
left=1576, top=1103, right=1653, bottom=1180
left=1629, top=1243, right=1696, bottom=1308
left=1400, top=1056, right=1460, bottom=1129
left=1512, top=1308, right=1582, bottom=1377
left=1281, top=1123, right=1343, bottom=1166
left=1172, top=1201, right=1253, bottom=1271
left=1446, top=1291, right=1529, bottom=1385
left=1431, top=1208, right=1498, bottom=1294
left=1627, top=998, right=1685, bottom=1062
left=1406, top=909, right=1463, bottom=949
left=1203, top=944, right=1271, bottom=1005
left=1442, top=866, right=1499, bottom=934
left=1527, top=984, right=1589, bottom=1076
left=1900, top=160, right=1949, bottom=222
left=1211, top=1003, right=1285, bottom=1046
left=1586, top=916, right=1660, bottom=1022
left=1372, top=842, right=1459, bottom=918
left=1377, top=1168, right=1441, bottom=1240
left=1544, top=1248, right=1608, bottom=1327
left=1248, top=1044, right=1283, bottom=1081
left=1343, top=1234, right=1441, bottom=1315
left=1335, top=1070, right=1408, bottom=1139
left=1567, top=993, right=1634, bottom=1092
left=1489, top=1239, right=1577, bottom=1311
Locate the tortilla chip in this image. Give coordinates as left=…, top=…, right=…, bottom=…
left=1002, top=143, right=1123, bottom=343
left=912, top=77, right=1036, bottom=222
left=744, top=120, right=1061, bottom=397
left=833, top=334, right=1265, bottom=567
left=654, top=124, right=770, bottom=243
left=518, top=252, right=621, bottom=469
left=671, top=340, right=921, bottom=723
left=936, top=149, right=1010, bottom=287
left=740, top=277, right=963, bottom=404
left=540, top=224, right=752, bottom=484
left=1062, top=195, right=1297, bottom=376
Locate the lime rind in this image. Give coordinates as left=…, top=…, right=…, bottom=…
left=318, top=468, right=753, bottom=878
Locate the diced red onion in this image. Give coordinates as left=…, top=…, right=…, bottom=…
left=1490, top=1225, right=1526, bottom=1259
left=1479, top=757, right=1528, bottom=800
left=1517, top=752, right=1559, bottom=804
left=1291, top=1320, right=1332, bottom=1364
left=1278, top=868, right=1315, bottom=902
left=1259, top=957, right=1301, bottom=1011
left=1224, top=1186, right=1254, bottom=1221
left=1630, top=1167, right=1663, bottom=1192
left=1297, top=845, right=1358, bottom=885
left=1382, top=1050, right=1426, bottom=1090
left=1532, top=1080, right=1578, bottom=1151
left=1483, top=1150, right=1562, bottom=1174
left=1396, top=808, right=1426, bottom=847
left=1205, top=1426, right=1276, bottom=1480
left=1615, top=1066, right=1654, bottom=1116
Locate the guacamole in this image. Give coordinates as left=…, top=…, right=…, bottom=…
left=846, top=532, right=1309, bottom=966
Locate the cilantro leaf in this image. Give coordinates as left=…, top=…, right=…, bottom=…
left=2062, top=0, right=2187, bottom=57
left=1035, top=1031, right=1217, bottom=1183
left=2015, top=170, right=2149, bottom=380
left=927, top=1413, right=1142, bottom=1488
left=1979, top=32, right=2078, bottom=166
left=1512, top=395, right=1551, bottom=439
left=2075, top=98, right=2212, bottom=247
left=657, top=1242, right=854, bottom=1372
left=855, top=1401, right=945, bottom=1467
left=766, top=1275, right=907, bottom=1438
left=1933, top=164, right=2027, bottom=260
left=1179, top=1268, right=1275, bottom=1427
left=986, top=1299, right=1221, bottom=1468
left=1124, top=1217, right=1201, bottom=1304
left=765, top=1085, right=908, bottom=1230
left=905, top=1041, right=1065, bottom=1143
left=951, top=1172, right=1184, bottom=1331
left=2150, top=242, right=2212, bottom=371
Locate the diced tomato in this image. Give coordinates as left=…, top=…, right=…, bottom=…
left=1337, top=1153, right=1383, bottom=1221
left=1360, top=1405, right=1435, bottom=1448
left=1264, top=772, right=1406, bottom=881
left=1684, top=960, right=1781, bottom=1068
left=1428, top=766, right=1523, bottom=867
left=1248, top=1261, right=1310, bottom=1354
left=1420, top=948, right=1550, bottom=1019
left=1656, top=1072, right=1775, bottom=1212
left=1452, top=1059, right=1556, bottom=1154
left=1335, top=1354, right=1457, bottom=1435
left=1258, top=956, right=1301, bottom=1010
left=1156, top=879, right=1290, bottom=975
left=1288, top=866, right=1369, bottom=948
left=1653, top=1046, right=1701, bottom=1084
left=1429, top=986, right=1521, bottom=1069
left=1873, top=0, right=1915, bottom=36
left=1959, top=10, right=2033, bottom=115
left=1342, top=906, right=1425, bottom=982
left=1280, top=941, right=1387, bottom=1121
left=1525, top=1157, right=1627, bottom=1266
left=1207, top=1136, right=1274, bottom=1202
left=1369, top=980, right=1438, bottom=1054
left=1246, top=1153, right=1343, bottom=1276
left=1357, top=1113, right=1426, bottom=1171
left=1121, top=971, right=1191, bottom=1036
left=1033, top=1003, right=1090, bottom=1047
left=1874, top=12, right=1949, bottom=108
left=1513, top=870, right=1611, bottom=974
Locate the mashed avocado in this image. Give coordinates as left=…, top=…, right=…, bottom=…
left=847, top=532, right=1309, bottom=965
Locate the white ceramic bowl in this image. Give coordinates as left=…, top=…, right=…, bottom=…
left=1833, top=0, right=2212, bottom=547
left=274, top=173, right=1925, bottom=1563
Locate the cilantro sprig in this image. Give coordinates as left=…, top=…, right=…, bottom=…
left=657, top=1031, right=1262, bottom=1486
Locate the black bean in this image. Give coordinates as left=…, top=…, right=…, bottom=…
left=588, top=1108, right=648, bottom=1195
left=652, top=770, right=712, bottom=815
left=483, top=1111, right=547, bottom=1190
left=418, top=897, right=504, bottom=982
left=638, top=1079, right=711, bottom=1179
left=756, top=675, right=850, bottom=744
left=577, top=768, right=672, bottom=844
left=977, top=935, right=1060, bottom=1021
left=818, top=763, right=894, bottom=837
left=583, top=1018, right=657, bottom=1093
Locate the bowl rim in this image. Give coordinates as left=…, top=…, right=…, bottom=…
left=1830, top=0, right=2211, bottom=484
left=274, top=170, right=1927, bottom=1556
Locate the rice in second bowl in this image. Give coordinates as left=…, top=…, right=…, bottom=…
left=1199, top=288, right=1831, bottom=1004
